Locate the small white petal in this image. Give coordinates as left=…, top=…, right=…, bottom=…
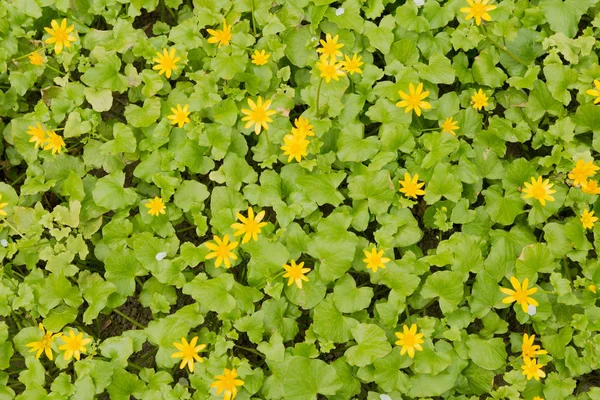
left=527, top=305, right=537, bottom=315
left=335, top=7, right=345, bottom=16
left=380, top=395, right=392, bottom=400
left=311, top=36, right=317, bottom=42
left=414, top=0, right=425, bottom=5
left=0, top=239, right=7, bottom=247
left=155, top=252, right=167, bottom=261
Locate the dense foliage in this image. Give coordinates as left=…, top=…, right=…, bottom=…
left=2, top=0, right=600, bottom=399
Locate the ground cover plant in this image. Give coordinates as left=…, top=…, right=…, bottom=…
left=2, top=0, right=600, bottom=398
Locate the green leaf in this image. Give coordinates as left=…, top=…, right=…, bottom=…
left=182, top=273, right=237, bottom=314
left=540, top=0, right=596, bottom=38
left=124, top=98, right=161, bottom=128
left=345, top=323, right=392, bottom=367
left=415, top=54, right=455, bottom=84
left=424, top=163, right=463, bottom=203
left=421, top=271, right=464, bottom=313
left=81, top=52, right=128, bottom=93
left=333, top=275, right=373, bottom=313
left=472, top=50, right=508, bottom=88
left=283, top=357, right=342, bottom=400
left=92, top=172, right=138, bottom=210
left=466, top=336, right=507, bottom=370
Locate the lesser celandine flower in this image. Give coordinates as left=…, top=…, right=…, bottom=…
left=500, top=277, right=538, bottom=313
left=25, top=323, right=62, bottom=360
left=316, top=58, right=345, bottom=83
left=398, top=173, right=425, bottom=199
left=533, top=397, right=544, bottom=400
left=44, top=130, right=65, bottom=155
left=27, top=123, right=46, bottom=149
left=521, top=334, right=547, bottom=359
left=317, top=33, right=344, bottom=61
left=589, top=284, right=597, bottom=294
left=581, top=209, right=598, bottom=229
left=281, top=134, right=310, bottom=163
left=153, top=48, right=181, bottom=78
left=460, top=0, right=497, bottom=26
left=0, top=195, right=8, bottom=217
left=251, top=50, right=270, bottom=65
left=471, top=89, right=489, bottom=110
left=145, top=196, right=166, bottom=216
left=521, top=357, right=546, bottom=381
left=171, top=336, right=206, bottom=373
left=396, top=83, right=431, bottom=116
left=211, top=368, right=244, bottom=400
left=207, top=19, right=232, bottom=48
left=522, top=177, right=556, bottom=206
left=28, top=51, right=44, bottom=66
left=395, top=324, right=424, bottom=358
left=205, top=235, right=239, bottom=269
left=586, top=80, right=600, bottom=104
left=342, top=53, right=364, bottom=75
left=168, top=104, right=191, bottom=128
left=363, top=247, right=390, bottom=273
left=44, top=19, right=76, bottom=54
left=231, top=207, right=268, bottom=244
left=58, top=329, right=91, bottom=361
left=441, top=117, right=459, bottom=135
left=291, top=117, right=315, bottom=138
left=241, top=96, right=277, bottom=135
left=282, top=259, right=311, bottom=289
left=582, top=179, right=600, bottom=194
left=568, top=160, right=599, bottom=186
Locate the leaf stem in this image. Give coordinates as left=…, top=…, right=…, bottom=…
left=235, top=344, right=265, bottom=358
left=112, top=309, right=146, bottom=329
left=315, top=78, right=323, bottom=117
left=2, top=218, right=25, bottom=238
left=482, top=26, right=527, bottom=66
left=250, top=0, right=257, bottom=36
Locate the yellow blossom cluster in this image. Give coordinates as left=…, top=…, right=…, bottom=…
left=316, top=33, right=364, bottom=83
left=26, top=324, right=91, bottom=362
left=26, top=123, right=66, bottom=154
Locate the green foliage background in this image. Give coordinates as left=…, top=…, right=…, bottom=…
left=1, top=0, right=600, bottom=399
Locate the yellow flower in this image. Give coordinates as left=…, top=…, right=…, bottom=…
left=153, top=48, right=181, bottom=79
left=28, top=51, right=44, bottom=66
left=58, top=329, right=91, bottom=361
left=291, top=116, right=315, bottom=138
left=231, top=207, right=268, bottom=244
left=568, top=159, right=599, bottom=186
left=317, top=33, right=344, bottom=61
left=25, top=323, right=62, bottom=360
left=168, top=104, right=191, bottom=128
left=251, top=50, right=270, bottom=66
left=44, top=19, right=76, bottom=55
left=588, top=284, right=597, bottom=294
left=316, top=58, right=345, bottom=83
left=395, top=324, right=424, bottom=358
left=342, top=53, right=364, bottom=75
left=398, top=173, right=425, bottom=199
left=396, top=82, right=431, bottom=117
left=211, top=368, right=244, bottom=400
left=281, top=134, right=310, bottom=163
left=521, top=357, right=546, bottom=381
left=521, top=334, right=547, bottom=359
left=205, top=235, right=239, bottom=269
left=362, top=247, right=390, bottom=273
left=500, top=276, right=538, bottom=313
left=441, top=117, right=459, bottom=135
left=145, top=196, right=166, bottom=217
left=471, top=89, right=489, bottom=110
left=207, top=19, right=232, bottom=48
left=586, top=80, right=600, bottom=104
left=582, top=179, right=600, bottom=194
left=171, top=336, right=206, bottom=373
left=44, top=130, right=65, bottom=155
left=533, top=397, right=544, bottom=400
left=581, top=209, right=598, bottom=229
left=282, top=259, right=311, bottom=289
left=460, top=0, right=497, bottom=26
left=0, top=194, right=8, bottom=217
left=241, top=96, right=277, bottom=135
left=522, top=177, right=556, bottom=206
left=27, top=123, right=46, bottom=149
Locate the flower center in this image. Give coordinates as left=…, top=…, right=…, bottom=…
left=251, top=108, right=268, bottom=123
left=531, top=186, right=546, bottom=200
left=471, top=4, right=487, bottom=16
left=402, top=334, right=416, bottom=347
left=54, top=29, right=69, bottom=42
